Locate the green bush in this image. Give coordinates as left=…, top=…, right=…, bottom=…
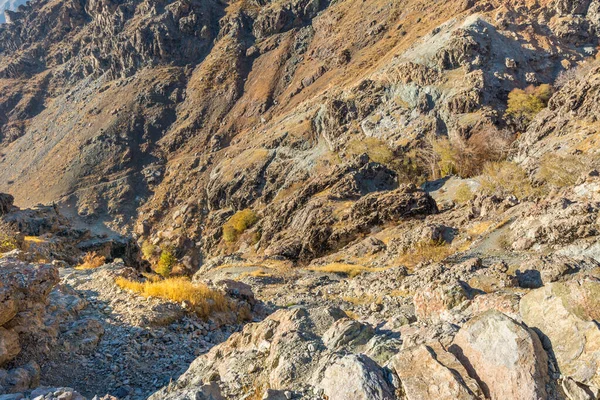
left=506, top=84, right=553, bottom=128
left=156, top=248, right=176, bottom=278
left=222, top=209, right=259, bottom=243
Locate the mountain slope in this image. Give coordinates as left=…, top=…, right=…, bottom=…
left=0, top=0, right=599, bottom=267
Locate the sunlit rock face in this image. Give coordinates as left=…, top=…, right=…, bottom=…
left=0, top=0, right=26, bottom=23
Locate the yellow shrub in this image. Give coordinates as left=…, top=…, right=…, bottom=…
left=308, top=263, right=389, bottom=278
left=0, top=234, right=18, bottom=253
left=76, top=252, right=106, bottom=270
left=156, top=248, right=176, bottom=277
left=478, top=161, right=541, bottom=198
left=222, top=209, right=259, bottom=243
left=115, top=277, right=231, bottom=319
left=0, top=221, right=18, bottom=253
left=506, top=84, right=553, bottom=127
left=346, top=137, right=394, bottom=165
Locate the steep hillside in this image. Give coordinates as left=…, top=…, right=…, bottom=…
left=1, top=0, right=599, bottom=269
left=3, top=0, right=600, bottom=399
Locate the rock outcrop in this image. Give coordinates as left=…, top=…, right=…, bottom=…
left=520, top=280, right=600, bottom=391
left=449, top=310, right=549, bottom=400
left=0, top=257, right=59, bottom=394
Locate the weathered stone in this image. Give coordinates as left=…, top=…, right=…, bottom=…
left=318, top=354, right=395, bottom=400
left=520, top=280, right=600, bottom=388
left=449, top=310, right=549, bottom=400
left=389, top=344, right=482, bottom=399
left=0, top=194, right=14, bottom=216
left=413, top=280, right=470, bottom=321
left=0, top=328, right=20, bottom=366
left=322, top=319, right=375, bottom=350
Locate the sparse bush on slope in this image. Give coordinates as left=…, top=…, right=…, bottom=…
left=76, top=251, right=106, bottom=270
left=419, top=127, right=514, bottom=180
left=537, top=154, right=590, bottom=188
left=478, top=161, right=542, bottom=198
left=223, top=209, right=259, bottom=243
left=115, top=277, right=232, bottom=319
left=156, top=248, right=176, bottom=277
left=506, top=84, right=553, bottom=129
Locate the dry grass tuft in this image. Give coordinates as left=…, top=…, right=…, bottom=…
left=478, top=161, right=542, bottom=199
left=308, top=263, right=389, bottom=278
left=344, top=310, right=360, bottom=320
left=396, top=240, right=453, bottom=268
left=467, top=221, right=495, bottom=237
left=341, top=294, right=382, bottom=305
left=537, top=154, right=589, bottom=188
left=24, top=236, right=46, bottom=243
left=76, top=252, right=106, bottom=270
left=115, top=277, right=231, bottom=319
left=454, top=183, right=474, bottom=204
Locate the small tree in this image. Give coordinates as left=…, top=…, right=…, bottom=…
left=156, top=248, right=176, bottom=278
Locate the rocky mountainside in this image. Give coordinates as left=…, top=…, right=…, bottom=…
left=1, top=0, right=600, bottom=399
left=0, top=0, right=598, bottom=265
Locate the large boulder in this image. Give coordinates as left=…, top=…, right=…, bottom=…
left=349, top=184, right=438, bottom=227
left=449, top=310, right=549, bottom=400
left=520, top=280, right=600, bottom=389
left=0, top=327, right=20, bottom=366
left=0, top=258, right=59, bottom=309
left=322, top=319, right=375, bottom=351
left=317, top=354, right=395, bottom=400
left=0, top=257, right=59, bottom=392
left=413, top=280, right=471, bottom=321
left=389, top=344, right=482, bottom=399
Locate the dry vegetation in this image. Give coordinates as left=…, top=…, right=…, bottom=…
left=396, top=239, right=453, bottom=268
left=505, top=84, right=553, bottom=129
left=346, top=137, right=394, bottom=164
left=141, top=240, right=157, bottom=260
left=454, top=183, right=474, bottom=204
left=537, top=154, right=590, bottom=187
left=467, top=221, right=495, bottom=237
left=478, top=161, right=542, bottom=198
left=115, top=277, right=232, bottom=319
left=308, top=263, right=389, bottom=277
left=223, top=209, right=259, bottom=243
left=419, top=126, right=513, bottom=180
left=0, top=221, right=19, bottom=253
left=76, top=252, right=106, bottom=270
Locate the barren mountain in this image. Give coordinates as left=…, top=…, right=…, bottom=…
left=1, top=0, right=600, bottom=398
